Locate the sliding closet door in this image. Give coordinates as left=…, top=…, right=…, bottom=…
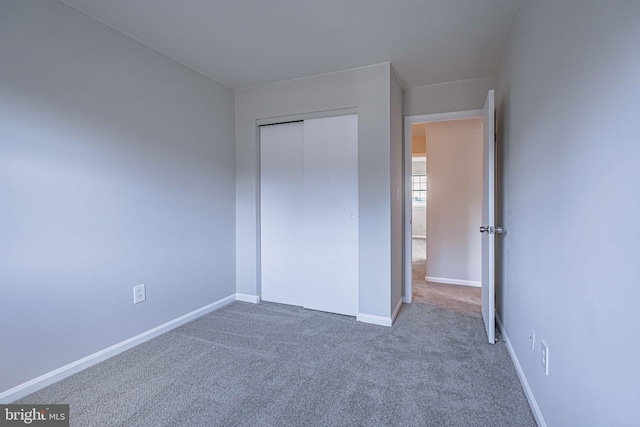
left=260, top=122, right=305, bottom=307
left=303, top=115, right=359, bottom=316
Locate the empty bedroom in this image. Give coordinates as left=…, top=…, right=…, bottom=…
left=2, top=1, right=639, bottom=426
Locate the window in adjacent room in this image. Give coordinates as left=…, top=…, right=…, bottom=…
left=411, top=175, right=427, bottom=206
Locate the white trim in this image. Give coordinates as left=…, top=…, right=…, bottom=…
left=256, top=107, right=357, bottom=126
left=403, top=109, right=484, bottom=305
left=426, top=276, right=481, bottom=287
left=411, top=235, right=426, bottom=239
left=356, top=313, right=392, bottom=327
left=235, top=293, right=261, bottom=303
left=0, top=294, right=236, bottom=403
left=406, top=110, right=483, bottom=125
left=391, top=299, right=403, bottom=323
left=496, top=315, right=547, bottom=427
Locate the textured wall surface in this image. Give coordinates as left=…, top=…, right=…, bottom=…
left=0, top=0, right=236, bottom=393
left=496, top=1, right=640, bottom=425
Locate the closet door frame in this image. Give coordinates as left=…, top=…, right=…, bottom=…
left=257, top=107, right=358, bottom=312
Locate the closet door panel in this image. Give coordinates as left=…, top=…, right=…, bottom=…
left=303, top=114, right=359, bottom=316
left=260, top=122, right=305, bottom=307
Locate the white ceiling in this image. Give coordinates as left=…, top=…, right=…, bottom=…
left=60, top=0, right=523, bottom=90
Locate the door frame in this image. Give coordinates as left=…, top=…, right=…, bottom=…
left=257, top=107, right=358, bottom=303
left=403, top=109, right=483, bottom=303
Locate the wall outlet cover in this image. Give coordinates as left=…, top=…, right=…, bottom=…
left=541, top=340, right=549, bottom=375
left=133, top=284, right=146, bottom=304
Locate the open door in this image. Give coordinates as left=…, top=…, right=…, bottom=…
left=481, top=90, right=498, bottom=344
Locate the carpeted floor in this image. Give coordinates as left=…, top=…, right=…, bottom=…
left=16, top=299, right=535, bottom=426
left=412, top=238, right=482, bottom=313
left=13, top=239, right=533, bottom=426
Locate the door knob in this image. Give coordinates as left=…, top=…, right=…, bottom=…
left=480, top=226, right=504, bottom=234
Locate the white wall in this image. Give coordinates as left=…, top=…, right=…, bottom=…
left=404, top=77, right=496, bottom=116
left=412, top=211, right=427, bottom=237
left=0, top=0, right=236, bottom=394
left=496, top=1, right=640, bottom=425
left=412, top=206, right=427, bottom=238
left=426, top=120, right=482, bottom=284
left=235, top=63, right=395, bottom=319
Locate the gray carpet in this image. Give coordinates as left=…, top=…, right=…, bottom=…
left=412, top=238, right=482, bottom=313
left=16, top=301, right=536, bottom=426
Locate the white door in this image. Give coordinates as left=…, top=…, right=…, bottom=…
left=481, top=90, right=497, bottom=344
left=260, top=115, right=359, bottom=316
left=303, top=115, right=359, bottom=316
left=260, top=122, right=305, bottom=307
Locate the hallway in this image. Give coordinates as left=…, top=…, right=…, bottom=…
left=412, top=238, right=481, bottom=313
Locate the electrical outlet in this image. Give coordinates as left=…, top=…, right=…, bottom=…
left=541, top=340, right=549, bottom=375
left=133, top=284, right=146, bottom=304
left=530, top=328, right=535, bottom=351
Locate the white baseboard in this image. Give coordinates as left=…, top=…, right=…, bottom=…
left=0, top=294, right=236, bottom=404
left=425, top=276, right=481, bottom=287
left=235, top=293, right=260, bottom=303
left=357, top=313, right=392, bottom=327
left=496, top=314, right=547, bottom=427
left=359, top=301, right=402, bottom=325
left=391, top=299, right=403, bottom=323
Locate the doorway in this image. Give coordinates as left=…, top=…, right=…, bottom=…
left=404, top=111, right=484, bottom=312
